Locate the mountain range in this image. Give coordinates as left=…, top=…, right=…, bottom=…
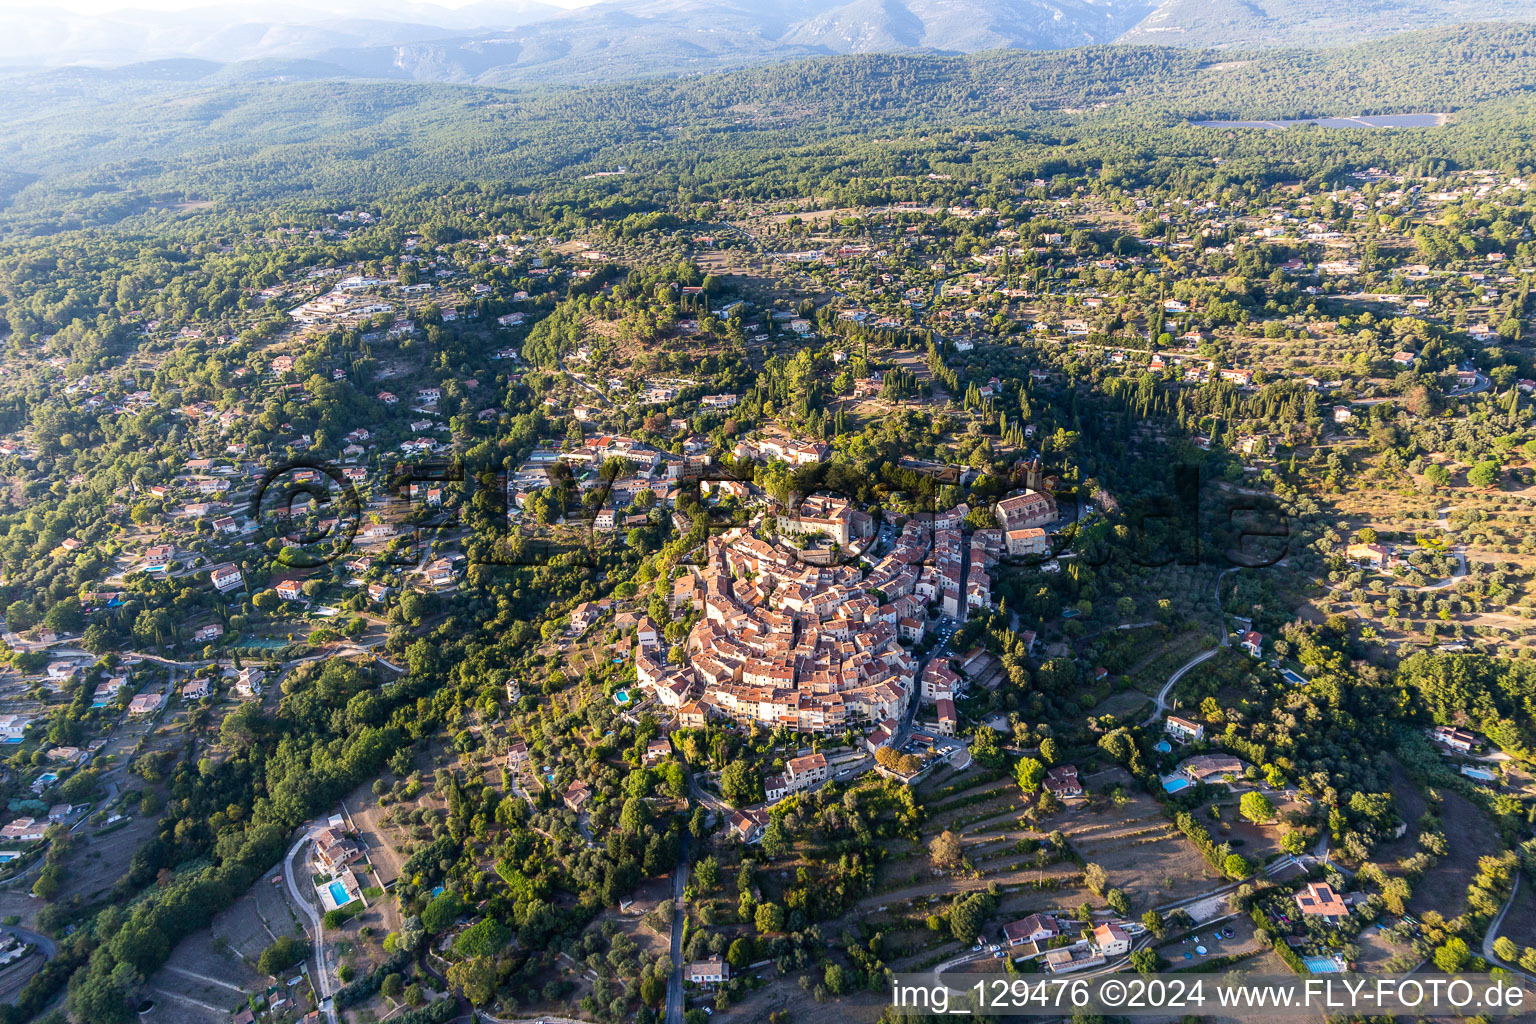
left=3, top=0, right=1536, bottom=84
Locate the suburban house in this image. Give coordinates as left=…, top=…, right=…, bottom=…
left=1239, top=631, right=1263, bottom=657
left=1345, top=542, right=1397, bottom=568
left=180, top=678, right=212, bottom=700
left=1002, top=913, right=1060, bottom=947
left=506, top=741, right=529, bottom=771
left=1182, top=754, right=1246, bottom=783
left=127, top=693, right=162, bottom=716
left=92, top=681, right=124, bottom=706
left=312, top=828, right=364, bottom=873
left=1165, top=715, right=1205, bottom=743
left=784, top=753, right=829, bottom=791
left=236, top=667, right=265, bottom=699
left=729, top=807, right=769, bottom=844
left=1295, top=881, right=1349, bottom=923
left=209, top=562, right=245, bottom=593
left=0, top=818, right=46, bottom=843
left=1431, top=725, right=1477, bottom=752
left=687, top=959, right=729, bottom=986
left=423, top=557, right=460, bottom=587
left=563, top=780, right=591, bottom=813
left=1093, top=923, right=1132, bottom=957
left=569, top=601, right=602, bottom=633
left=1043, top=764, right=1083, bottom=798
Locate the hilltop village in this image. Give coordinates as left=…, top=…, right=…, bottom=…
left=0, top=153, right=1533, bottom=1024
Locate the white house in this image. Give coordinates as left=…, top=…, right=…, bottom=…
left=1002, top=914, right=1059, bottom=947
left=1165, top=715, right=1204, bottom=742
left=1093, top=923, right=1131, bottom=957
left=209, top=563, right=244, bottom=593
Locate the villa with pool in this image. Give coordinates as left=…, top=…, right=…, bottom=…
left=316, top=868, right=363, bottom=912
left=1162, top=753, right=1250, bottom=792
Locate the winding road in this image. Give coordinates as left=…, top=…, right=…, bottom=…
left=0, top=923, right=56, bottom=961
left=1482, top=873, right=1536, bottom=983
left=283, top=828, right=338, bottom=1024
left=1141, top=567, right=1239, bottom=727
left=1420, top=505, right=1471, bottom=591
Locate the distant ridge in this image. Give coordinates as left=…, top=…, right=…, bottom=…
left=1119, top=0, right=1536, bottom=48
left=4, top=0, right=1536, bottom=85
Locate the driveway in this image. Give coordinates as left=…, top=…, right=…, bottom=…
left=665, top=835, right=691, bottom=1024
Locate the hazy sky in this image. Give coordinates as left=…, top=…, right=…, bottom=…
left=31, top=0, right=602, bottom=13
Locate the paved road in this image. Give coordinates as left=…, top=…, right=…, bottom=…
left=283, top=828, right=338, bottom=1024
left=1141, top=647, right=1221, bottom=727
left=0, top=923, right=56, bottom=960
left=1413, top=504, right=1472, bottom=592
left=557, top=356, right=613, bottom=409
left=665, top=835, right=691, bottom=1024
left=1482, top=873, right=1536, bottom=983
left=1140, top=567, right=1238, bottom=727
left=1447, top=372, right=1492, bottom=398
left=1420, top=548, right=1469, bottom=591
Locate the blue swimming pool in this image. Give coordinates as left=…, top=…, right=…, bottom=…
left=1162, top=776, right=1191, bottom=793
left=613, top=690, right=630, bottom=705
left=327, top=881, right=352, bottom=906
left=1154, top=740, right=1173, bottom=753
left=1303, top=956, right=1342, bottom=973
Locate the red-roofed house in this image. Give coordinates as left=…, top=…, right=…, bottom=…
left=1093, top=923, right=1131, bottom=956
left=935, top=698, right=957, bottom=736
left=1002, top=914, right=1059, bottom=947
left=1295, top=881, right=1349, bottom=923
